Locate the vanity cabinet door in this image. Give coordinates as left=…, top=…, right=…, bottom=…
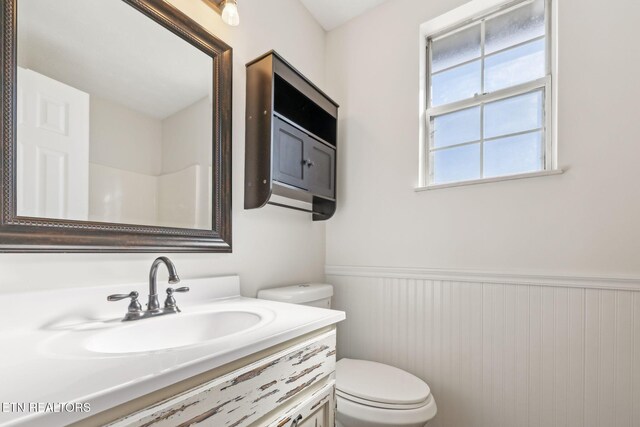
left=264, top=380, right=335, bottom=427
left=304, top=138, right=335, bottom=200
left=273, top=116, right=308, bottom=190
left=298, top=398, right=331, bottom=427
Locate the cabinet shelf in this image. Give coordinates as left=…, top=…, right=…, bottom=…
left=244, top=51, right=338, bottom=221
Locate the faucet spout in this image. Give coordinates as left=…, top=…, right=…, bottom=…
left=148, top=256, right=180, bottom=312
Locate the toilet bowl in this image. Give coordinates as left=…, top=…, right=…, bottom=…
left=257, top=283, right=437, bottom=426
left=335, top=358, right=437, bottom=427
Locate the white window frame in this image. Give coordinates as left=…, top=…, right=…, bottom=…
left=417, top=0, right=561, bottom=190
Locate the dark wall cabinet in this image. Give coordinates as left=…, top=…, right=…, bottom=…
left=245, top=51, right=338, bottom=221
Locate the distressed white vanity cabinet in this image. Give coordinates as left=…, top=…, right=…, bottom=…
left=103, top=329, right=337, bottom=427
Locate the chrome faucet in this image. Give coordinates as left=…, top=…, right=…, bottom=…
left=108, top=257, right=190, bottom=321
left=148, top=256, right=180, bottom=312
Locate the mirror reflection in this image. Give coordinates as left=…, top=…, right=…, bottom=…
left=16, top=0, right=213, bottom=230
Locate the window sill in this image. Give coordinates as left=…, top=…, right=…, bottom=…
left=415, top=169, right=564, bottom=192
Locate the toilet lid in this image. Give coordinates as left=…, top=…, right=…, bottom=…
left=336, top=358, right=431, bottom=407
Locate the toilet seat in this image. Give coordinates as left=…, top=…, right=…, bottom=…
left=335, top=358, right=432, bottom=409
left=336, top=389, right=428, bottom=410
left=336, top=392, right=437, bottom=427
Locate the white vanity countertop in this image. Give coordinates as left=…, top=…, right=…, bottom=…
left=0, top=275, right=345, bottom=427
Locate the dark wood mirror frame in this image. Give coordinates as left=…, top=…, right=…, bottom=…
left=0, top=0, right=232, bottom=252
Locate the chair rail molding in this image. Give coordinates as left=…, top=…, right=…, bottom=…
left=325, top=265, right=640, bottom=292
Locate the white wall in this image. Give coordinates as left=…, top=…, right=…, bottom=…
left=89, top=95, right=162, bottom=175
left=325, top=0, right=640, bottom=278
left=325, top=1, right=640, bottom=426
left=161, top=97, right=212, bottom=228
left=0, top=0, right=328, bottom=297
left=89, top=96, right=211, bottom=227
left=161, top=97, right=211, bottom=174
left=88, top=95, right=162, bottom=224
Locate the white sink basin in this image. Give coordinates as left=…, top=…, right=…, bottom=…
left=85, top=310, right=263, bottom=354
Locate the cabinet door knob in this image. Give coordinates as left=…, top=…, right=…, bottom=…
left=291, top=414, right=303, bottom=427
left=306, top=159, right=314, bottom=167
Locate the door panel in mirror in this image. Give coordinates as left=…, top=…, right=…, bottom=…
left=17, top=67, right=90, bottom=221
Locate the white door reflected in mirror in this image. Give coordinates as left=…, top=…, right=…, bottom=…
left=17, top=67, right=90, bottom=221
left=16, top=0, right=214, bottom=230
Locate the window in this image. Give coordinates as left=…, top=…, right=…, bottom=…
left=424, top=0, right=553, bottom=186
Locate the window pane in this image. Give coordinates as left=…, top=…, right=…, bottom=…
left=431, top=60, right=481, bottom=106
left=432, top=143, right=481, bottom=184
left=484, top=90, right=543, bottom=139
left=431, top=24, right=481, bottom=72
left=485, top=0, right=545, bottom=54
left=432, top=106, right=481, bottom=148
left=483, top=131, right=543, bottom=177
left=484, top=38, right=545, bottom=92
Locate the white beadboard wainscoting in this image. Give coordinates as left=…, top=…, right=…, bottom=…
left=326, top=266, right=640, bottom=427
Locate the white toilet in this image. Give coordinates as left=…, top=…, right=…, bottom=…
left=257, top=284, right=437, bottom=427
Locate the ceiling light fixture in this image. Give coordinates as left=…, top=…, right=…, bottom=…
left=221, top=0, right=240, bottom=26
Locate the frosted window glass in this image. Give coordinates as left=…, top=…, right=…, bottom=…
left=432, top=106, right=481, bottom=148
left=483, top=131, right=543, bottom=177
left=432, top=24, right=481, bottom=72
left=426, top=0, right=551, bottom=185
left=484, top=38, right=545, bottom=92
left=431, top=60, right=481, bottom=106
left=485, top=0, right=545, bottom=54
left=484, top=90, right=543, bottom=139
left=433, top=143, right=481, bottom=183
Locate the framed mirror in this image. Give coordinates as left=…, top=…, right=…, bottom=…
left=0, top=0, right=232, bottom=252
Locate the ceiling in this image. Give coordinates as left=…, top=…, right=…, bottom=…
left=17, top=0, right=211, bottom=120
left=299, top=0, right=390, bottom=31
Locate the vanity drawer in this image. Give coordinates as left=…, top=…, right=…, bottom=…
left=108, top=330, right=336, bottom=427
left=263, top=380, right=335, bottom=427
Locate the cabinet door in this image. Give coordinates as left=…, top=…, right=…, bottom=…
left=298, top=398, right=332, bottom=427
left=304, top=138, right=335, bottom=199
left=273, top=116, right=307, bottom=190
left=265, top=381, right=335, bottom=427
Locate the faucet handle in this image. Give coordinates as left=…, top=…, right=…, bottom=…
left=107, top=291, right=138, bottom=301
left=164, top=287, right=189, bottom=311
left=167, top=286, right=190, bottom=294
left=108, top=291, right=142, bottom=314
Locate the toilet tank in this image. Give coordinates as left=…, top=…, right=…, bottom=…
left=257, top=284, right=333, bottom=308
